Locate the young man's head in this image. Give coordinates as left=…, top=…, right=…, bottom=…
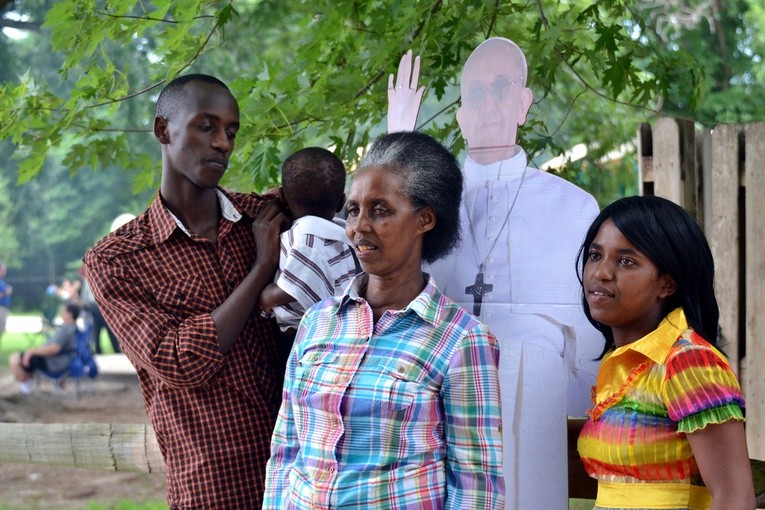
left=281, top=147, right=346, bottom=221
left=62, top=302, right=81, bottom=323
left=154, top=74, right=240, bottom=191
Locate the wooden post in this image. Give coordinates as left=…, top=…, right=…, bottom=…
left=745, top=123, right=765, bottom=460
left=637, top=122, right=654, bottom=196
left=707, top=124, right=742, bottom=373
left=652, top=118, right=684, bottom=207
left=0, top=423, right=165, bottom=473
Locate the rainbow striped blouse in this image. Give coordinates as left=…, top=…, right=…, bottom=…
left=577, top=308, right=745, bottom=510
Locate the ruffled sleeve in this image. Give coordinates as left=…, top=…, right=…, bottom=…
left=663, top=330, right=745, bottom=433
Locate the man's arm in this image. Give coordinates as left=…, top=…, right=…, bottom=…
left=211, top=200, right=287, bottom=353
left=84, top=200, right=288, bottom=388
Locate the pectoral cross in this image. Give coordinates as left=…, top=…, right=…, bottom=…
left=465, top=270, right=493, bottom=316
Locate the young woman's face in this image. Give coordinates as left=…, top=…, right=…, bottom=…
left=583, top=218, right=676, bottom=347
left=345, top=166, right=432, bottom=280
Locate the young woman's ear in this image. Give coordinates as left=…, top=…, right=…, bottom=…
left=659, top=274, right=677, bottom=299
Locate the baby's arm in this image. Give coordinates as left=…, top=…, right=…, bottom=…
left=259, top=283, right=297, bottom=312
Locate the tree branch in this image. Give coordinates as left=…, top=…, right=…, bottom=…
left=0, top=18, right=42, bottom=32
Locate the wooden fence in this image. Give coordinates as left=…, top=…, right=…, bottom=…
left=638, top=117, right=765, bottom=459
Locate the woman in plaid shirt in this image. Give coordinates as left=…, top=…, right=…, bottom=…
left=263, top=131, right=505, bottom=509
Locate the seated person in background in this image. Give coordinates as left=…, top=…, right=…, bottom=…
left=258, top=147, right=358, bottom=345
left=9, top=302, right=80, bottom=394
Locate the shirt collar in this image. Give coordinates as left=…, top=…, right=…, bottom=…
left=463, top=147, right=527, bottom=187
left=339, top=272, right=442, bottom=327
left=288, top=215, right=351, bottom=245
left=150, top=188, right=242, bottom=243
left=610, top=307, right=688, bottom=364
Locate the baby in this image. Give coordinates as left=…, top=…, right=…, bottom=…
left=259, top=147, right=358, bottom=340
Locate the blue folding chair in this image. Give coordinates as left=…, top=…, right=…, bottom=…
left=38, top=324, right=99, bottom=397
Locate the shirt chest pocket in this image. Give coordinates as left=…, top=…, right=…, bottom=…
left=154, top=278, right=216, bottom=316
left=382, top=358, right=435, bottom=412
left=295, top=350, right=341, bottom=391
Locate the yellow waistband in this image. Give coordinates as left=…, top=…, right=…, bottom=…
left=596, top=481, right=712, bottom=509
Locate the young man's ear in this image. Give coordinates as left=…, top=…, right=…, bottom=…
left=154, top=116, right=170, bottom=144
left=336, top=193, right=346, bottom=213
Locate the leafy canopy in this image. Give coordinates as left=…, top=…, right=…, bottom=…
left=1, top=0, right=711, bottom=194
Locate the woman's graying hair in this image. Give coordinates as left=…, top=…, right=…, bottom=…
left=358, top=131, right=463, bottom=263
left=577, top=195, right=720, bottom=357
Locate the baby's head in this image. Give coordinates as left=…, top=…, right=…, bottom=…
left=281, top=147, right=346, bottom=221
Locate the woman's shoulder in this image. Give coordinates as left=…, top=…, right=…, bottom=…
left=665, top=327, right=734, bottom=376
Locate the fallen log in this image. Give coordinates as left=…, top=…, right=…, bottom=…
left=0, top=422, right=164, bottom=473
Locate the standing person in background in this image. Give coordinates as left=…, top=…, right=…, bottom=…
left=83, top=74, right=289, bottom=509
left=258, top=147, right=358, bottom=354
left=577, top=195, right=755, bottom=510
left=0, top=262, right=12, bottom=354
left=263, top=132, right=504, bottom=509
left=388, top=40, right=603, bottom=508
left=80, top=277, right=120, bottom=354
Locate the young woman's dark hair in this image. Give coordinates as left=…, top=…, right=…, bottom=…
left=577, top=195, right=719, bottom=357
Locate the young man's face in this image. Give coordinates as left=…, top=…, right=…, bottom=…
left=157, top=82, right=240, bottom=189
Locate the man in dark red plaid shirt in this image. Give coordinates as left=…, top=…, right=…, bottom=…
left=83, top=74, right=289, bottom=509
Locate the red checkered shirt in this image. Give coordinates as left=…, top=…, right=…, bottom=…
left=83, top=189, right=285, bottom=509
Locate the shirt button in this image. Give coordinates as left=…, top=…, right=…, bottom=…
left=397, top=365, right=405, bottom=373
left=329, top=466, right=335, bottom=473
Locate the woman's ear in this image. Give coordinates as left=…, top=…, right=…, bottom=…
left=659, top=274, right=677, bottom=299
left=417, top=206, right=436, bottom=234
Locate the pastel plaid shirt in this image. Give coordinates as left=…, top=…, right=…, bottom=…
left=263, top=274, right=505, bottom=509
left=83, top=189, right=285, bottom=509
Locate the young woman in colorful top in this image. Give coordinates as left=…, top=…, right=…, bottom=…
left=575, top=195, right=755, bottom=510
left=262, top=131, right=504, bottom=509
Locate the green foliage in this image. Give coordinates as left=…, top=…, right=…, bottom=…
left=1, top=0, right=715, bottom=192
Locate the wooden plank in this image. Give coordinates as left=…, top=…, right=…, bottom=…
left=0, top=423, right=165, bottom=473
left=679, top=119, right=699, bottom=218
left=637, top=122, right=654, bottom=195
left=652, top=118, right=684, bottom=206
left=745, top=123, right=765, bottom=460
left=707, top=124, right=741, bottom=373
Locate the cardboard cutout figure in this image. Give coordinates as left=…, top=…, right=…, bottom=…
left=388, top=39, right=605, bottom=509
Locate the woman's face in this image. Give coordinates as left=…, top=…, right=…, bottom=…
left=583, top=218, right=676, bottom=347
left=345, top=165, right=433, bottom=280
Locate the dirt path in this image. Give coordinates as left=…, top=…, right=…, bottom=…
left=0, top=362, right=167, bottom=509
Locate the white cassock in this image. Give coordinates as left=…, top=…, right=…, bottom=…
left=427, top=149, right=604, bottom=510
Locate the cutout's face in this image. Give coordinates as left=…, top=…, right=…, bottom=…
left=456, top=40, right=533, bottom=164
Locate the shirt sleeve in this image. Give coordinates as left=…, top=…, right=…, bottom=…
left=442, top=324, right=505, bottom=509
left=262, top=329, right=302, bottom=508
left=276, top=241, right=347, bottom=312
left=83, top=249, right=224, bottom=389
left=663, top=335, right=745, bottom=432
